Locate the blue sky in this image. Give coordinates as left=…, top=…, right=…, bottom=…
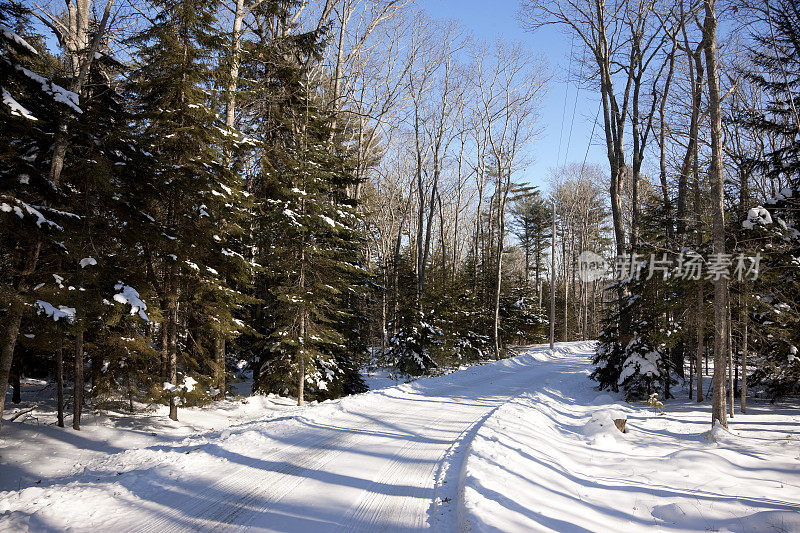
left=425, top=0, right=609, bottom=191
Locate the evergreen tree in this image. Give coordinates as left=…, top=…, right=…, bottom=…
left=239, top=0, right=367, bottom=403
left=737, top=0, right=800, bottom=399
left=510, top=189, right=551, bottom=292
left=592, top=195, right=679, bottom=400
left=126, top=0, right=249, bottom=420
left=742, top=191, right=800, bottom=398
left=0, top=3, right=85, bottom=429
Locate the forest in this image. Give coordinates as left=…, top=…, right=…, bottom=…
left=1, top=0, right=798, bottom=437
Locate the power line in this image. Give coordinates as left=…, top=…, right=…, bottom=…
left=580, top=101, right=602, bottom=175
left=563, top=49, right=586, bottom=167
left=555, top=34, right=575, bottom=167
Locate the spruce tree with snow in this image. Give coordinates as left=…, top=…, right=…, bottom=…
left=54, top=49, right=157, bottom=427
left=255, top=65, right=368, bottom=404
left=736, top=0, right=800, bottom=399
left=382, top=253, right=441, bottom=376
left=125, top=0, right=249, bottom=420
left=741, top=190, right=800, bottom=398
left=387, top=311, right=442, bottom=377
left=231, top=0, right=369, bottom=403
left=1, top=6, right=155, bottom=429
left=0, top=3, right=86, bottom=431
left=593, top=197, right=679, bottom=400
left=499, top=286, right=548, bottom=347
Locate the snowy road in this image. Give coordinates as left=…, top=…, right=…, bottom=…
left=125, top=344, right=586, bottom=532
left=1, top=342, right=596, bottom=532
left=4, top=341, right=800, bottom=532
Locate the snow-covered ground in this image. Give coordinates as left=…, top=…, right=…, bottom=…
left=462, top=344, right=800, bottom=532
left=1, top=342, right=799, bottom=532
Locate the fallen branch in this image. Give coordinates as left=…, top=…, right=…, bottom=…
left=7, top=406, right=37, bottom=422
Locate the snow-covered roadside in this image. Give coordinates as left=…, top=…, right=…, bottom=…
left=460, top=344, right=800, bottom=532
left=0, top=381, right=319, bottom=494
left=0, top=357, right=482, bottom=495
left=4, top=342, right=799, bottom=532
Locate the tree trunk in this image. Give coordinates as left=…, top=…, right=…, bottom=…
left=550, top=200, right=556, bottom=350
left=168, top=299, right=178, bottom=422
left=127, top=369, right=135, bottom=413
left=631, top=77, right=642, bottom=250
left=727, top=303, right=734, bottom=418
left=704, top=0, right=727, bottom=429
left=420, top=175, right=438, bottom=295
left=492, top=175, right=510, bottom=360
left=696, top=287, right=704, bottom=402
left=50, top=0, right=113, bottom=186
left=298, top=245, right=306, bottom=406
left=225, top=0, right=245, bottom=129
left=562, top=228, right=569, bottom=342
left=11, top=351, right=21, bottom=404
left=677, top=41, right=705, bottom=236
left=439, top=192, right=446, bottom=289
left=658, top=39, right=676, bottom=238
left=392, top=215, right=404, bottom=335
left=0, top=285, right=26, bottom=432
left=90, top=353, right=102, bottom=390
left=297, top=347, right=306, bottom=406
left=381, top=264, right=388, bottom=356
left=741, top=292, right=748, bottom=413
left=160, top=321, right=168, bottom=381
left=214, top=333, right=226, bottom=400
left=55, top=335, right=64, bottom=427
left=73, top=330, right=84, bottom=430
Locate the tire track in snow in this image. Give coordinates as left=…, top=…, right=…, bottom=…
left=330, top=365, right=538, bottom=533
left=137, top=365, right=528, bottom=531
left=35, top=346, right=571, bottom=532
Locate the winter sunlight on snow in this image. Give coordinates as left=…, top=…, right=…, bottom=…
left=2, top=0, right=800, bottom=531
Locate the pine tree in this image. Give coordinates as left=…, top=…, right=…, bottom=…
left=510, top=189, right=551, bottom=293
left=258, top=74, right=368, bottom=403
left=237, top=0, right=367, bottom=403
left=126, top=0, right=249, bottom=420
left=593, top=196, right=678, bottom=400
left=55, top=47, right=158, bottom=428
left=736, top=0, right=800, bottom=399
left=0, top=3, right=85, bottom=431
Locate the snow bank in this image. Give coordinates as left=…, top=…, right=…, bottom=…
left=3, top=341, right=799, bottom=533
left=460, top=345, right=800, bottom=532
left=582, top=408, right=629, bottom=450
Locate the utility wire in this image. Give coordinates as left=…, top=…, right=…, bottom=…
left=556, top=35, right=575, bottom=166
left=563, top=49, right=586, bottom=167
left=580, top=102, right=602, bottom=176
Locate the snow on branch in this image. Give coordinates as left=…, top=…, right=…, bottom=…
left=35, top=300, right=76, bottom=323
left=742, top=206, right=773, bottom=229
left=0, top=197, right=63, bottom=230
left=0, top=24, right=38, bottom=56
left=2, top=87, right=37, bottom=120
left=113, top=283, right=149, bottom=322
left=15, top=65, right=82, bottom=114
